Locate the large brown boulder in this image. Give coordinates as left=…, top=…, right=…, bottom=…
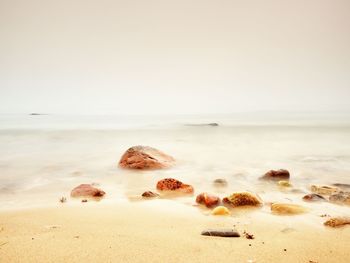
left=70, top=184, right=106, bottom=198
left=223, top=192, right=262, bottom=207
left=156, top=178, right=194, bottom=194
left=196, top=193, right=220, bottom=207
left=260, top=169, right=290, bottom=181
left=119, top=146, right=175, bottom=169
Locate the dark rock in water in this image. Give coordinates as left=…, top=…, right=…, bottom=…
left=260, top=169, right=290, bottom=181
left=324, top=217, right=350, bottom=227
left=119, top=145, right=175, bottom=169
left=302, top=193, right=327, bottom=202
left=156, top=178, right=194, bottom=194
left=70, top=184, right=106, bottom=198
left=213, top=178, right=228, bottom=187
left=142, top=191, right=159, bottom=198
left=196, top=193, right=220, bottom=207
left=329, top=192, right=350, bottom=205
left=201, top=229, right=240, bottom=237
left=185, top=123, right=219, bottom=127
left=29, top=113, right=43, bottom=116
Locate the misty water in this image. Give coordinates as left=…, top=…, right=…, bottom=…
left=0, top=113, right=349, bottom=223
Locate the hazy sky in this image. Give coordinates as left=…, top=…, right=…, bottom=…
left=0, top=0, right=349, bottom=114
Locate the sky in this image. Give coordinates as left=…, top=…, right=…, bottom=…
left=0, top=0, right=349, bottom=115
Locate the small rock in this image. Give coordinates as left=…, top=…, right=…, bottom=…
left=329, top=192, right=350, bottom=206
left=141, top=191, right=159, bottom=198
left=223, top=192, right=262, bottom=207
left=156, top=178, right=194, bottom=193
left=70, top=184, right=106, bottom=198
left=81, top=199, right=88, bottom=203
left=119, top=145, right=175, bottom=169
left=311, top=185, right=339, bottom=195
left=260, top=169, right=290, bottom=181
left=324, top=217, right=350, bottom=227
left=302, top=193, right=327, bottom=202
left=196, top=193, right=220, bottom=207
left=213, top=178, right=228, bottom=187
left=278, top=180, right=292, bottom=187
left=201, top=229, right=240, bottom=237
left=271, top=203, right=308, bottom=215
left=211, top=206, right=231, bottom=216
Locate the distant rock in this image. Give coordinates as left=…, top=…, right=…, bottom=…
left=119, top=146, right=175, bottom=169
left=141, top=191, right=159, bottom=198
left=271, top=203, right=307, bottom=215
left=70, top=184, right=105, bottom=198
left=196, top=193, right=220, bottom=207
left=185, top=123, right=219, bottom=127
left=211, top=206, right=230, bottom=216
left=302, top=193, right=327, bottom=202
left=260, top=169, right=290, bottom=181
left=223, top=192, right=262, bottom=207
left=332, top=183, right=350, bottom=190
left=311, top=185, right=339, bottom=195
left=324, top=217, right=350, bottom=227
left=329, top=192, right=350, bottom=206
left=201, top=229, right=240, bottom=237
left=213, top=178, right=228, bottom=187
left=156, top=178, right=194, bottom=194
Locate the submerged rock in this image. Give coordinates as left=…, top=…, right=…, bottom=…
left=332, top=183, right=350, bottom=190
left=213, top=178, right=228, bottom=187
left=223, top=192, right=262, bottom=207
left=201, top=229, right=240, bottom=237
left=119, top=146, right=175, bottom=169
left=260, top=169, right=290, bottom=181
left=329, top=192, right=350, bottom=206
left=311, top=185, right=339, bottom=195
left=278, top=180, right=292, bottom=187
left=211, top=206, right=231, bottom=215
left=324, top=217, right=350, bottom=227
left=70, top=184, right=105, bottom=198
left=156, top=178, right=194, bottom=194
left=142, top=191, right=159, bottom=198
left=302, top=193, right=327, bottom=202
left=271, top=203, right=308, bottom=215
left=196, top=193, right=220, bottom=207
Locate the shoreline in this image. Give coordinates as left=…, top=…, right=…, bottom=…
left=1, top=202, right=349, bottom=263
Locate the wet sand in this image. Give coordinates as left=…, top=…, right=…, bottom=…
left=0, top=202, right=349, bottom=263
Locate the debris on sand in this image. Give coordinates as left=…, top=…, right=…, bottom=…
left=243, top=231, right=255, bottom=239
left=201, top=229, right=240, bottom=237
left=59, top=197, right=67, bottom=203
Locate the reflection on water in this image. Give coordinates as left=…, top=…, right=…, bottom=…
left=0, top=113, right=349, bottom=223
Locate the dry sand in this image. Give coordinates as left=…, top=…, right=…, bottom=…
left=0, top=202, right=349, bottom=263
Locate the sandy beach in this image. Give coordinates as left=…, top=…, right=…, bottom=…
left=0, top=201, right=349, bottom=263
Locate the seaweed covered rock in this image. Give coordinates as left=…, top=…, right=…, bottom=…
left=271, top=203, right=307, bottom=215
left=196, top=193, right=220, bottom=207
left=223, top=192, right=262, bottom=207
left=70, top=184, right=105, bottom=198
left=311, top=185, right=339, bottom=195
left=156, top=178, right=194, bottom=194
left=260, top=169, right=290, bottom=181
left=324, top=217, right=350, bottom=227
left=119, top=146, right=175, bottom=169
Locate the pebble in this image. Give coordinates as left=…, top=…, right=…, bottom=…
left=211, top=206, right=230, bottom=216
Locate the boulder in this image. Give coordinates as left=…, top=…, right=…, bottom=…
left=271, top=203, right=307, bottom=215
left=260, top=169, right=290, bottom=181
left=141, top=191, right=159, bottom=198
left=70, top=184, right=105, bottom=198
left=156, top=178, right=194, bottom=194
left=324, top=217, right=350, bottom=227
left=311, top=185, right=339, bottom=195
left=302, top=193, right=327, bottom=202
left=329, top=192, right=350, bottom=206
left=211, top=206, right=230, bottom=216
left=119, top=146, right=175, bottom=169
left=223, top=192, right=262, bottom=207
left=196, top=193, right=220, bottom=207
